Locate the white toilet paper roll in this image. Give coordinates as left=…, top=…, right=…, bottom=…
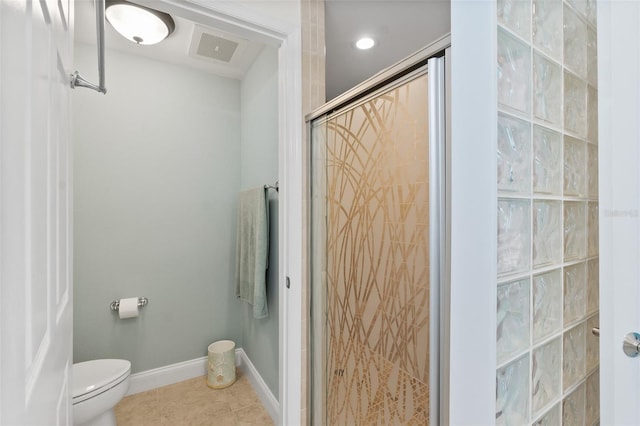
left=118, top=297, right=139, bottom=319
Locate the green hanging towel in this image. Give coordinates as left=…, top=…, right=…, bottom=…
left=235, top=187, right=269, bottom=319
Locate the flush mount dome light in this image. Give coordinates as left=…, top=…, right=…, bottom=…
left=355, top=37, right=375, bottom=50
left=105, top=0, right=175, bottom=45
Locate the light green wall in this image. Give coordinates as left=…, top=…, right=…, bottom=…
left=72, top=44, right=244, bottom=373
left=239, top=46, right=280, bottom=398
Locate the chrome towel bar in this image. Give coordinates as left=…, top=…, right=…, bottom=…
left=264, top=181, right=279, bottom=192
left=110, top=297, right=148, bottom=311
left=71, top=0, right=107, bottom=94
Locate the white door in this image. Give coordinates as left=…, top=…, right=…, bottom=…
left=0, top=0, right=75, bottom=424
left=598, top=1, right=640, bottom=424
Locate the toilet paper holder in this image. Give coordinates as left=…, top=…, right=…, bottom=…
left=110, top=297, right=148, bottom=312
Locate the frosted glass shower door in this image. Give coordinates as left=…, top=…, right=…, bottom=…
left=310, top=57, right=445, bottom=425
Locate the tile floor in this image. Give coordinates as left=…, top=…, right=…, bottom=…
left=115, top=371, right=274, bottom=426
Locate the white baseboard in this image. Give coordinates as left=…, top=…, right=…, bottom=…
left=125, top=349, right=279, bottom=424
left=126, top=356, right=208, bottom=396
left=235, top=348, right=279, bottom=424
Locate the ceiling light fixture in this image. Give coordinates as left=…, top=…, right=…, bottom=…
left=355, top=37, right=375, bottom=50
left=105, top=0, right=175, bottom=45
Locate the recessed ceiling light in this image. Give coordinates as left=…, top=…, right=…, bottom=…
left=355, top=37, right=375, bottom=50
left=106, top=0, right=175, bottom=45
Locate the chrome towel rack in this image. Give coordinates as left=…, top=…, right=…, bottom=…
left=71, top=0, right=107, bottom=94
left=264, top=181, right=279, bottom=192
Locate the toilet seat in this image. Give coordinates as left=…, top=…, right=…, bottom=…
left=72, top=359, right=131, bottom=404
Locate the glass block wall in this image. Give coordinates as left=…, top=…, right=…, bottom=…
left=495, top=0, right=599, bottom=424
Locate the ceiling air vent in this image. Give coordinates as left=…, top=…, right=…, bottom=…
left=196, top=33, right=238, bottom=62
left=189, top=26, right=245, bottom=64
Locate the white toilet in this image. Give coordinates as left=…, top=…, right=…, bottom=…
left=72, top=359, right=131, bottom=426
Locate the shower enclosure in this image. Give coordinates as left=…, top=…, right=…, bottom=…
left=308, top=39, right=449, bottom=425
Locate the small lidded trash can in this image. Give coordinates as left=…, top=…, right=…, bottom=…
left=207, top=340, right=236, bottom=389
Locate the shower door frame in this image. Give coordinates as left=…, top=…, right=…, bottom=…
left=306, top=35, right=451, bottom=425
left=138, top=1, right=303, bottom=424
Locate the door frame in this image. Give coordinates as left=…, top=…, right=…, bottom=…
left=129, top=1, right=303, bottom=424
left=597, top=1, right=640, bottom=423
left=448, top=1, right=498, bottom=424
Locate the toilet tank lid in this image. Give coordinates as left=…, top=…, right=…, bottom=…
left=72, top=359, right=131, bottom=398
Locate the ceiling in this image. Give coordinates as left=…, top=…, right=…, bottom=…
left=74, top=0, right=451, bottom=95
left=74, top=1, right=265, bottom=80
left=325, top=0, right=451, bottom=100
